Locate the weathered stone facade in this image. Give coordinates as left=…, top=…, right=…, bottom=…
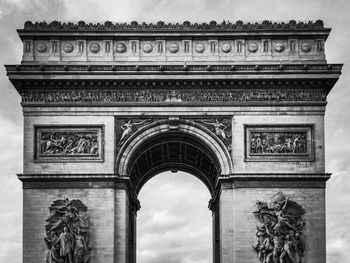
left=6, top=20, right=342, bottom=263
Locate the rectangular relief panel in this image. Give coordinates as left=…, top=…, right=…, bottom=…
left=244, top=125, right=314, bottom=162
left=34, top=125, right=104, bottom=162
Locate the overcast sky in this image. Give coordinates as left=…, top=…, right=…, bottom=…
left=0, top=0, right=349, bottom=262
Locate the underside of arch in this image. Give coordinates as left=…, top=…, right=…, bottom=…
left=116, top=120, right=233, bottom=196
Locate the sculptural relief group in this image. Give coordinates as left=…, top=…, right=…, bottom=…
left=250, top=132, right=307, bottom=155
left=44, top=199, right=91, bottom=263
left=39, top=131, right=99, bottom=157
left=22, top=89, right=326, bottom=104
left=253, top=192, right=306, bottom=263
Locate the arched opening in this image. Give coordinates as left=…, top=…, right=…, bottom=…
left=116, top=121, right=230, bottom=263
left=137, top=171, right=212, bottom=263
left=128, top=131, right=221, bottom=196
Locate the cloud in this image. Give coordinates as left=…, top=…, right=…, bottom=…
left=0, top=0, right=350, bottom=263
left=137, top=172, right=212, bottom=263
left=0, top=113, right=23, bottom=263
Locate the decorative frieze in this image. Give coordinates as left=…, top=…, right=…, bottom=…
left=252, top=192, right=305, bottom=263
left=18, top=20, right=329, bottom=63
left=26, top=37, right=324, bottom=62
left=34, top=126, right=104, bottom=162
left=245, top=125, right=314, bottom=162
left=44, top=198, right=91, bottom=263
left=21, top=89, right=327, bottom=105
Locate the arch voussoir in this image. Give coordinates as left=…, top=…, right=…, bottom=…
left=116, top=119, right=233, bottom=195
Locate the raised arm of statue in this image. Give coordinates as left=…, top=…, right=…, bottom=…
left=132, top=119, right=149, bottom=126
left=282, top=197, right=288, bottom=210
left=202, top=120, right=216, bottom=126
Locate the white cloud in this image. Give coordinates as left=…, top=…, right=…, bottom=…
left=137, top=172, right=212, bottom=263
left=1, top=0, right=350, bottom=262
left=0, top=113, right=23, bottom=263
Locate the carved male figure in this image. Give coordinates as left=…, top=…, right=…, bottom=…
left=44, top=231, right=63, bottom=263
left=74, top=229, right=88, bottom=263
left=280, top=234, right=295, bottom=263
left=56, top=227, right=75, bottom=263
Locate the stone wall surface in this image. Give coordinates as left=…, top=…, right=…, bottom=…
left=23, top=115, right=115, bottom=174
left=23, top=188, right=115, bottom=263
left=230, top=187, right=325, bottom=263
left=232, top=113, right=325, bottom=173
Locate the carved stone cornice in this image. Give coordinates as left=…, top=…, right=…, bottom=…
left=21, top=20, right=327, bottom=32
left=15, top=20, right=334, bottom=65
left=17, top=173, right=141, bottom=209
left=6, top=63, right=342, bottom=74
left=208, top=173, right=330, bottom=210
left=217, top=173, right=330, bottom=188
left=6, top=64, right=342, bottom=103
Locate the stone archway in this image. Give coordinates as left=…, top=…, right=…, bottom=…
left=117, top=119, right=233, bottom=182
left=7, top=20, right=342, bottom=263
left=115, top=119, right=233, bottom=263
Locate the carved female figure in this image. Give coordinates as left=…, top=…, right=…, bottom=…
left=202, top=119, right=228, bottom=141
left=119, top=119, right=149, bottom=146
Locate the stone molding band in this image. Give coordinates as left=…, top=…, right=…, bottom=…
left=6, top=63, right=343, bottom=73
left=20, top=101, right=328, bottom=108
left=21, top=20, right=327, bottom=32
left=18, top=88, right=328, bottom=106
left=216, top=173, right=330, bottom=188
left=18, top=172, right=330, bottom=183
left=208, top=173, right=330, bottom=210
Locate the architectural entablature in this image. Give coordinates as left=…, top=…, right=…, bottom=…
left=5, top=63, right=342, bottom=107
left=18, top=20, right=330, bottom=64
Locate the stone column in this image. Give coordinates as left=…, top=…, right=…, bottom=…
left=219, top=181, right=234, bottom=263
left=114, top=186, right=128, bottom=263
left=114, top=179, right=139, bottom=263
left=211, top=179, right=235, bottom=263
